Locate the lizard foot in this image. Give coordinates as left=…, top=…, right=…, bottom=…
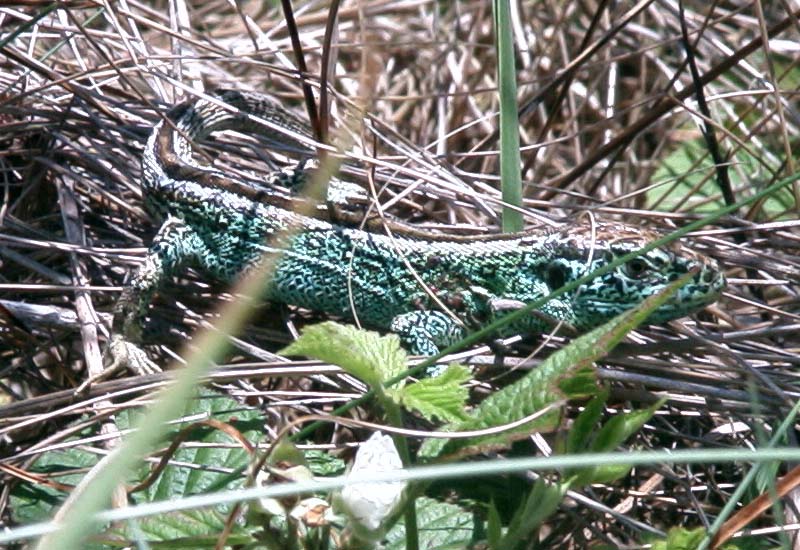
left=78, top=335, right=161, bottom=393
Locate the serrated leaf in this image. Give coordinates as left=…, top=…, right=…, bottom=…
left=280, top=321, right=407, bottom=387
left=420, top=273, right=692, bottom=460
left=9, top=446, right=104, bottom=526
left=117, top=392, right=263, bottom=504
left=419, top=361, right=596, bottom=460
left=305, top=449, right=347, bottom=477
left=114, top=393, right=263, bottom=544
left=383, top=496, right=474, bottom=550
left=557, top=363, right=598, bottom=396
left=129, top=508, right=244, bottom=545
left=11, top=391, right=264, bottom=546
left=394, top=364, right=471, bottom=423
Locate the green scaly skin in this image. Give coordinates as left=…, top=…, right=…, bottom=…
left=107, top=90, right=725, bottom=373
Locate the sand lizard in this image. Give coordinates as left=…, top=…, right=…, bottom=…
left=104, top=90, right=725, bottom=374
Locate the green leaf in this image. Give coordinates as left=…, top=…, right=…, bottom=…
left=565, top=391, right=609, bottom=455
left=11, top=391, right=264, bottom=546
left=394, top=364, right=471, bottom=423
left=117, top=394, right=263, bottom=544
left=420, top=272, right=694, bottom=460
left=487, top=500, right=503, bottom=550
left=10, top=445, right=103, bottom=526
left=383, top=496, right=474, bottom=550
left=590, top=399, right=665, bottom=454
left=754, top=459, right=781, bottom=496
left=649, top=527, right=708, bottom=550
left=578, top=399, right=664, bottom=485
left=116, top=392, right=263, bottom=504
left=267, top=439, right=309, bottom=469
left=650, top=527, right=778, bottom=550
left=125, top=509, right=243, bottom=547
left=280, top=321, right=407, bottom=388
left=305, top=449, right=347, bottom=477
left=500, top=478, right=568, bottom=548
left=647, top=137, right=791, bottom=218
left=418, top=359, right=596, bottom=460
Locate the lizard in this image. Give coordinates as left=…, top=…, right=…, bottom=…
left=105, top=89, right=725, bottom=375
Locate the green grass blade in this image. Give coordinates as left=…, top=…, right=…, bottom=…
left=493, top=0, right=524, bottom=233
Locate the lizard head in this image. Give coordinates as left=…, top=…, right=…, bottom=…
left=533, top=223, right=725, bottom=330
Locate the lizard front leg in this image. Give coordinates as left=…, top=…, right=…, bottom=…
left=387, top=291, right=571, bottom=365
left=389, top=310, right=467, bottom=356
left=102, top=215, right=210, bottom=379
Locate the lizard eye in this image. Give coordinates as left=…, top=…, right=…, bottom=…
left=544, top=261, right=569, bottom=291
left=623, top=258, right=649, bottom=279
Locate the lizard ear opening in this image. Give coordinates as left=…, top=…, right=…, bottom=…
left=544, top=261, right=569, bottom=291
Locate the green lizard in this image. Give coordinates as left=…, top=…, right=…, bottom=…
left=106, top=90, right=725, bottom=374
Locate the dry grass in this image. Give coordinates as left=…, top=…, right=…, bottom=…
left=1, top=0, right=799, bottom=547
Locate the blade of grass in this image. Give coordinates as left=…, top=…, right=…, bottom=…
left=10, top=448, right=800, bottom=546
left=493, top=0, right=523, bottom=233
left=699, top=398, right=800, bottom=549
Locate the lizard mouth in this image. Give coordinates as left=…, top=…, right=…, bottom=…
left=579, top=284, right=724, bottom=317
left=580, top=267, right=725, bottom=310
